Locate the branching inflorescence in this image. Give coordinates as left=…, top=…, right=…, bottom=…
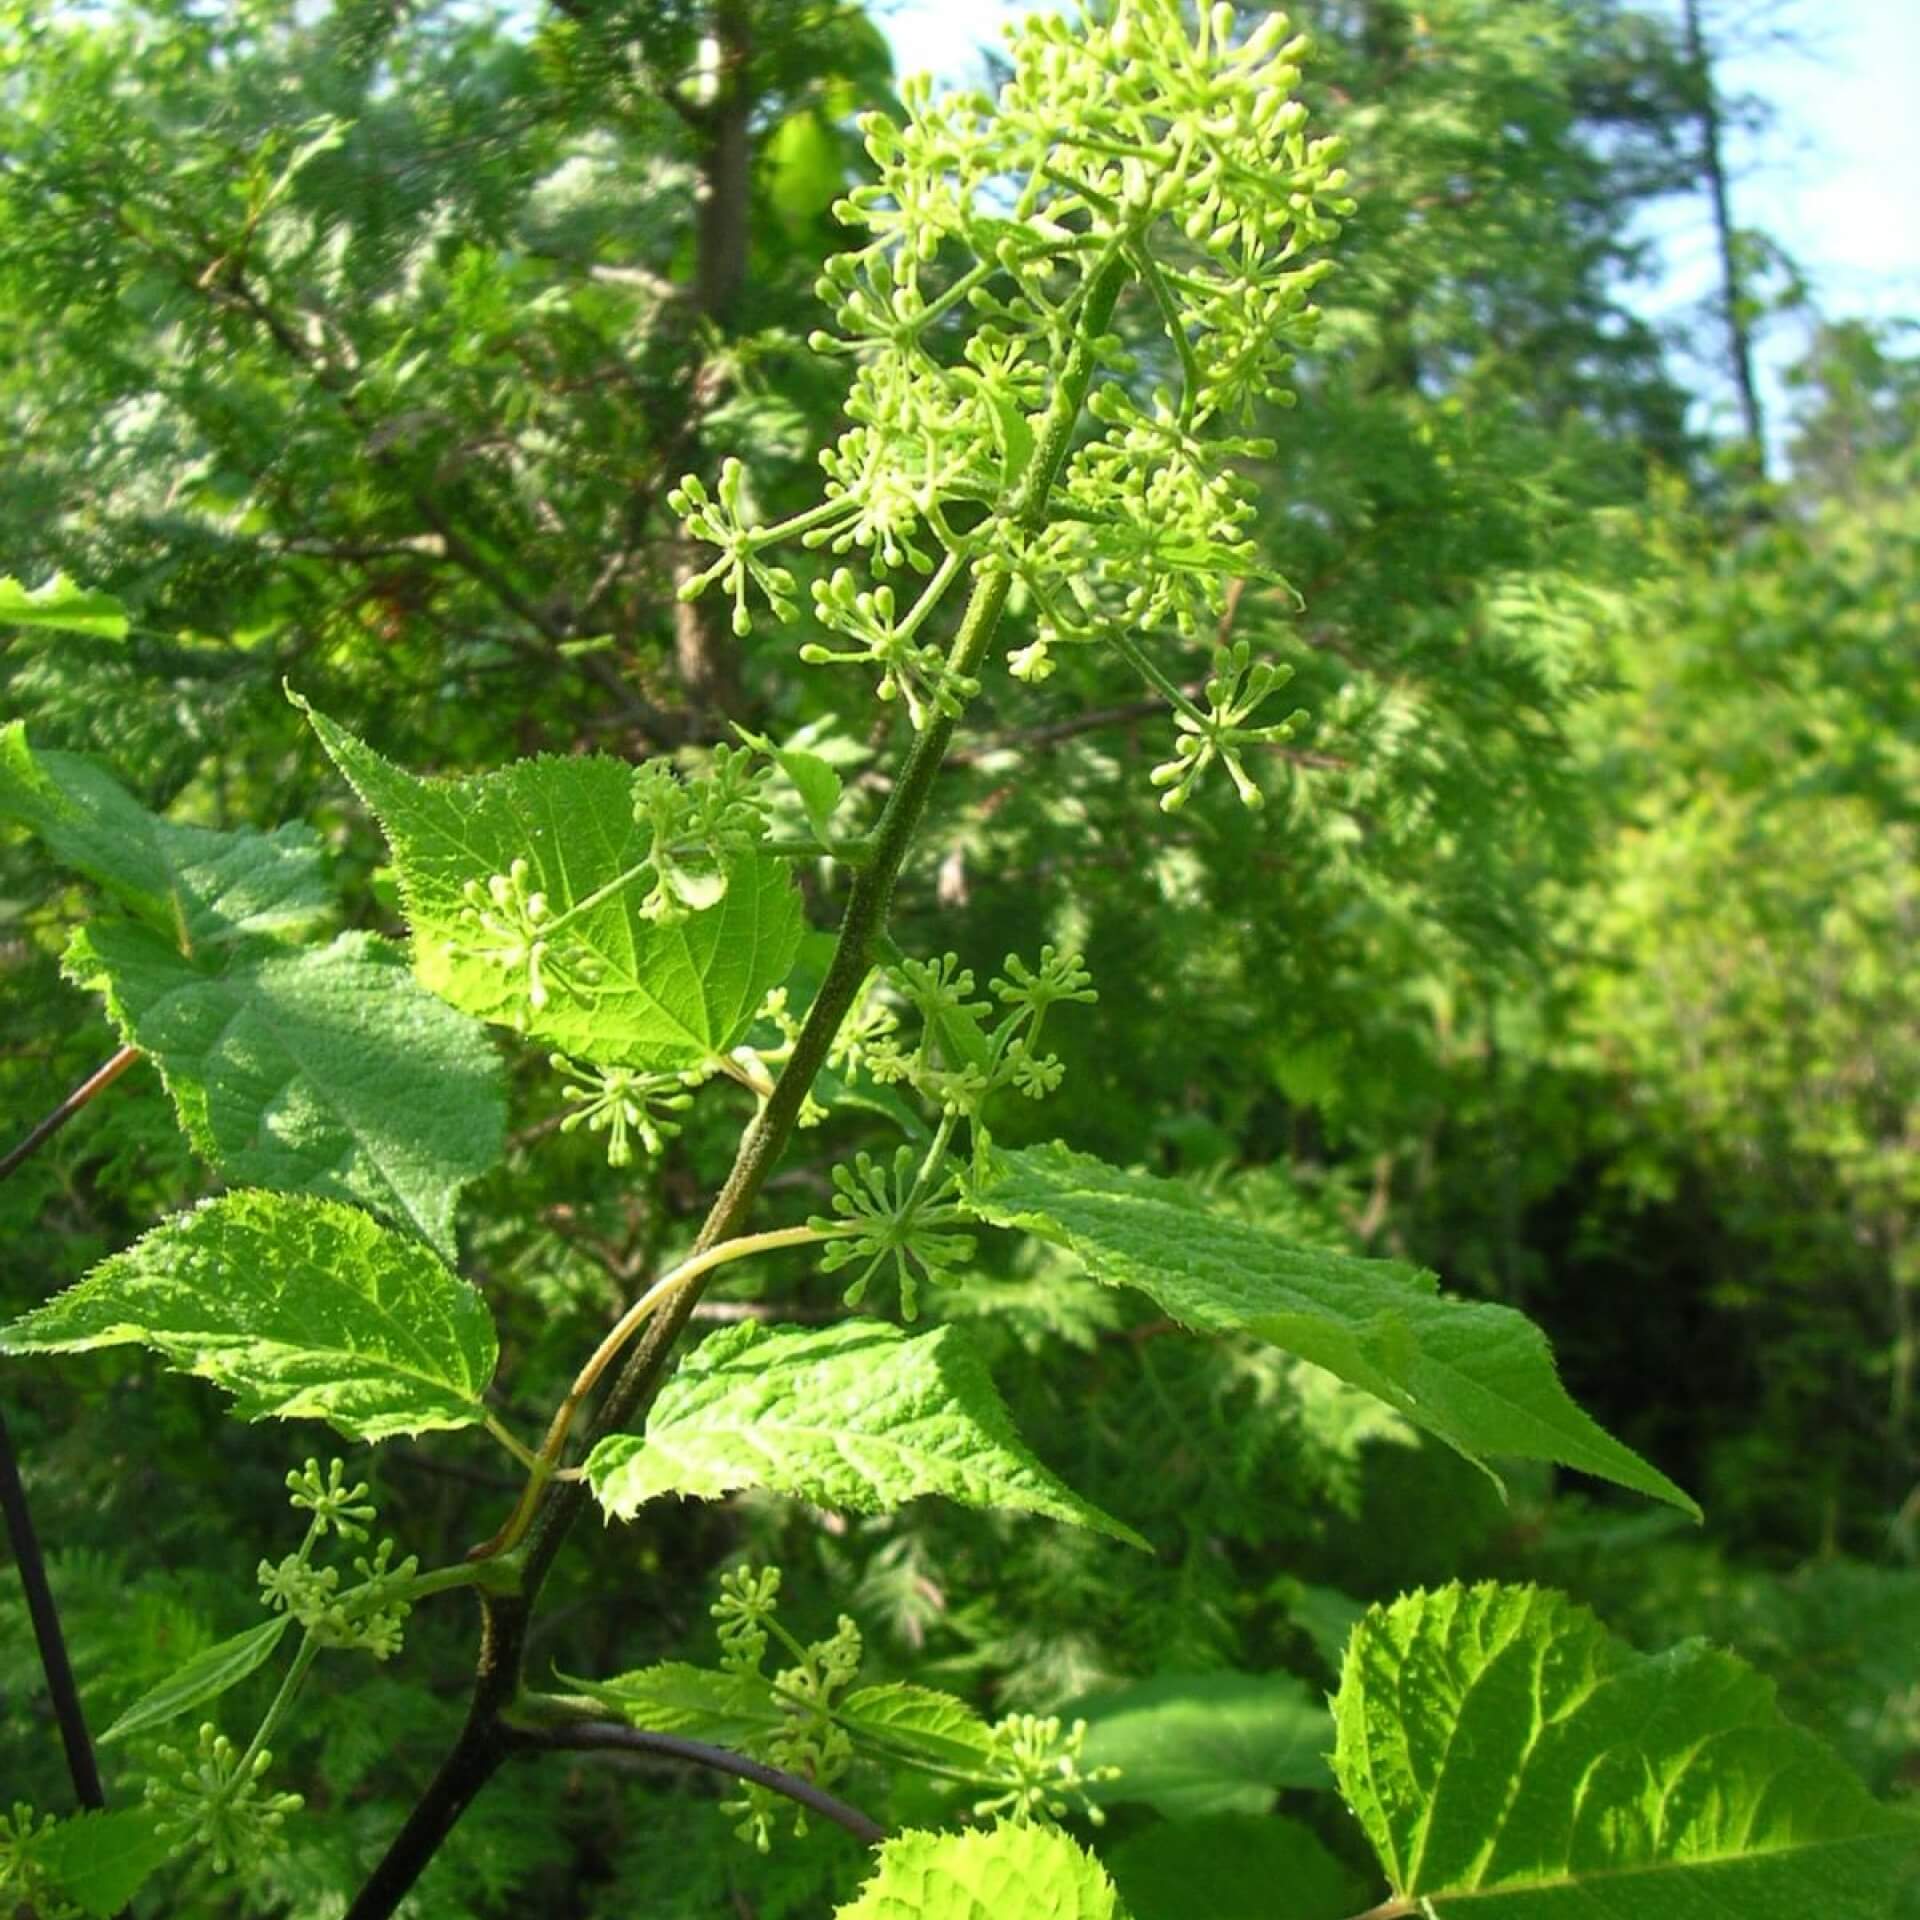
left=672, top=0, right=1352, bottom=800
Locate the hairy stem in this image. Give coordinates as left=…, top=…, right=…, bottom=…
left=343, top=249, right=1129, bottom=1920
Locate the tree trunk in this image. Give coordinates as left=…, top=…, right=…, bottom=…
left=670, top=0, right=752, bottom=727
left=1682, top=0, right=1766, bottom=471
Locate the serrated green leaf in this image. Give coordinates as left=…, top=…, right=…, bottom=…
left=835, top=1823, right=1120, bottom=1920
left=33, top=1807, right=173, bottom=1916
left=1333, top=1582, right=1920, bottom=1919
left=971, top=1143, right=1697, bottom=1516
left=66, top=923, right=503, bottom=1259
left=0, top=572, right=129, bottom=641
left=0, top=1190, right=497, bottom=1441
left=1104, top=1813, right=1361, bottom=1920
left=1073, top=1671, right=1333, bottom=1817
left=101, top=1615, right=289, bottom=1745
left=301, top=701, right=803, bottom=1070
left=565, top=1661, right=786, bottom=1748
left=838, top=1683, right=999, bottom=1775
left=0, top=722, right=329, bottom=951
left=584, top=1318, right=1144, bottom=1546
left=736, top=725, right=844, bottom=843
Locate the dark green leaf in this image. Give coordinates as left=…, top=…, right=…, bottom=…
left=101, top=1616, right=289, bottom=1745
left=971, top=1143, right=1698, bottom=1515
left=67, top=924, right=504, bottom=1259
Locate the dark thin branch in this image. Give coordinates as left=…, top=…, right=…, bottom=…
left=514, top=1719, right=885, bottom=1846
left=0, top=1044, right=142, bottom=1817
left=0, top=1046, right=140, bottom=1185
left=0, top=1406, right=106, bottom=1812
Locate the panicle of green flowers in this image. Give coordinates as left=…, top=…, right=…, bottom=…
left=811, top=1144, right=978, bottom=1320
left=1150, top=639, right=1309, bottom=810
left=453, top=856, right=599, bottom=1017
left=710, top=1567, right=863, bottom=1852
left=146, top=1724, right=304, bottom=1874
left=668, top=0, right=1349, bottom=812
left=859, top=945, right=1096, bottom=1122
left=812, top=945, right=1096, bottom=1315
left=285, top=1454, right=377, bottom=1538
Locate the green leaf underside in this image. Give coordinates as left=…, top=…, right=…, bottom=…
left=0, top=572, right=129, bottom=641
left=972, top=1144, right=1697, bottom=1516
left=737, top=726, right=843, bottom=841
left=67, top=924, right=504, bottom=1260
left=0, top=722, right=329, bottom=951
left=1334, top=1583, right=1920, bottom=1918
left=584, top=1318, right=1144, bottom=1546
left=1073, top=1671, right=1334, bottom=1816
left=102, top=1616, right=290, bottom=1745
left=1104, top=1812, right=1362, bottom=1920
left=568, top=1665, right=1004, bottom=1783
left=568, top=1661, right=788, bottom=1750
left=838, top=1683, right=999, bottom=1775
left=0, top=1190, right=498, bottom=1441
left=301, top=702, right=803, bottom=1071
left=34, top=1808, right=174, bottom=1917
left=834, top=1824, right=1120, bottom=1920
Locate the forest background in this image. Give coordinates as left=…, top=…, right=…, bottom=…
left=0, top=0, right=1916, bottom=1914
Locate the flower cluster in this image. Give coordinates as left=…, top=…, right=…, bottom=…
left=258, top=1460, right=419, bottom=1660
left=811, top=1145, right=978, bottom=1320
left=147, top=1724, right=304, bottom=1874
left=551, top=1055, right=699, bottom=1167
left=860, top=945, right=1097, bottom=1127
left=973, top=1712, right=1120, bottom=1827
left=0, top=1802, right=79, bottom=1920
left=810, top=946, right=1096, bottom=1315
left=667, top=0, right=1348, bottom=800
left=1150, top=640, right=1309, bottom=810
left=710, top=1567, right=863, bottom=1852
left=453, top=857, right=600, bottom=1018
left=629, top=745, right=769, bottom=923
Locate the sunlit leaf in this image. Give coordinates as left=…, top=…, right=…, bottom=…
left=585, top=1318, right=1143, bottom=1546
left=0, top=1190, right=498, bottom=1441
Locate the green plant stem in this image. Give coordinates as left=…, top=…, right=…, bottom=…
left=238, top=1632, right=319, bottom=1780
left=342, top=247, right=1131, bottom=1920
left=482, top=1414, right=540, bottom=1471
left=469, top=1222, right=843, bottom=1563
left=1108, top=625, right=1211, bottom=727
left=396, top=1562, right=486, bottom=1606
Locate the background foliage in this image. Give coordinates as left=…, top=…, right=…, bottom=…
left=2, top=1, right=1915, bottom=1914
